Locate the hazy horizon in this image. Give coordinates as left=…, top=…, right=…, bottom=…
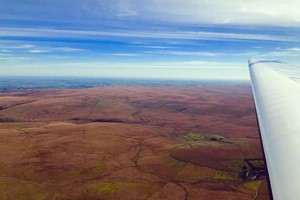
left=0, top=76, right=250, bottom=92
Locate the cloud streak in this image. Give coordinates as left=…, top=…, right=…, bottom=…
left=260, top=47, right=300, bottom=57
left=107, top=53, right=140, bottom=57
left=0, top=27, right=297, bottom=42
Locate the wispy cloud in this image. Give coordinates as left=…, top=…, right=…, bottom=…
left=1, top=0, right=300, bottom=27
left=52, top=47, right=84, bottom=52
left=0, top=56, right=31, bottom=61
left=0, top=53, right=12, bottom=56
left=0, top=44, right=35, bottom=49
left=144, top=50, right=258, bottom=57
left=2, top=60, right=248, bottom=79
left=0, top=27, right=296, bottom=42
left=116, top=0, right=137, bottom=17
left=107, top=53, right=140, bottom=57
left=263, top=47, right=300, bottom=57
left=0, top=42, right=85, bottom=54
left=139, top=0, right=300, bottom=26
left=141, top=45, right=173, bottom=49
left=286, top=47, right=300, bottom=52
left=144, top=50, right=223, bottom=57
left=0, top=49, right=12, bottom=53
left=27, top=47, right=84, bottom=53
left=48, top=60, right=244, bottom=70
left=28, top=49, right=52, bottom=53
left=143, top=61, right=244, bottom=69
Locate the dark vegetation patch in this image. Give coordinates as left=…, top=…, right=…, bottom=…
left=0, top=117, right=15, bottom=122
left=177, top=133, right=224, bottom=143
left=132, top=100, right=203, bottom=115
left=169, top=140, right=250, bottom=173
left=71, top=118, right=125, bottom=123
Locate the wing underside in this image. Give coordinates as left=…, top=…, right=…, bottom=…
left=249, top=59, right=300, bottom=199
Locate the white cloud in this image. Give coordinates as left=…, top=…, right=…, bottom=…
left=127, top=0, right=300, bottom=26
left=0, top=57, right=30, bottom=61
left=0, top=44, right=34, bottom=49
left=1, top=0, right=300, bottom=27
left=141, top=45, right=172, bottom=49
left=28, top=49, right=52, bottom=53
left=0, top=53, right=12, bottom=56
left=143, top=61, right=244, bottom=69
left=0, top=27, right=295, bottom=42
left=45, top=60, right=244, bottom=70
left=263, top=47, right=300, bottom=57
left=6, top=45, right=85, bottom=54
left=70, top=60, right=247, bottom=79
left=52, top=47, right=84, bottom=52
left=21, top=44, right=34, bottom=48
left=145, top=50, right=258, bottom=57
left=2, top=59, right=248, bottom=79
left=145, top=50, right=223, bottom=57
left=0, top=49, right=12, bottom=53
left=286, top=47, right=300, bottom=52
left=107, top=53, right=139, bottom=57
left=116, top=0, right=137, bottom=17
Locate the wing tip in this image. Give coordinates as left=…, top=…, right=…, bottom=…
left=248, top=58, right=283, bottom=68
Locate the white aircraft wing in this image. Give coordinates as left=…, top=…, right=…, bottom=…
left=249, top=59, right=300, bottom=199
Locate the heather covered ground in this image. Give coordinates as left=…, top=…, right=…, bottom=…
left=0, top=86, right=269, bottom=199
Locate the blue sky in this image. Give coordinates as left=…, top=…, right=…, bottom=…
left=1, top=0, right=300, bottom=80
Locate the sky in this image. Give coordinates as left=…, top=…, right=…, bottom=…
left=1, top=0, right=300, bottom=80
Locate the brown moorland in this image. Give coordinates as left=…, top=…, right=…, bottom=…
left=0, top=85, right=270, bottom=200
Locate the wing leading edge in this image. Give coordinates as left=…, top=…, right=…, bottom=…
left=249, top=59, right=300, bottom=199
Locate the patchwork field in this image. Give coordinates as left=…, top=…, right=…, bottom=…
left=0, top=85, right=270, bottom=199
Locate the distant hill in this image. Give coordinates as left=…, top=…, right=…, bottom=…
left=0, top=76, right=249, bottom=91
